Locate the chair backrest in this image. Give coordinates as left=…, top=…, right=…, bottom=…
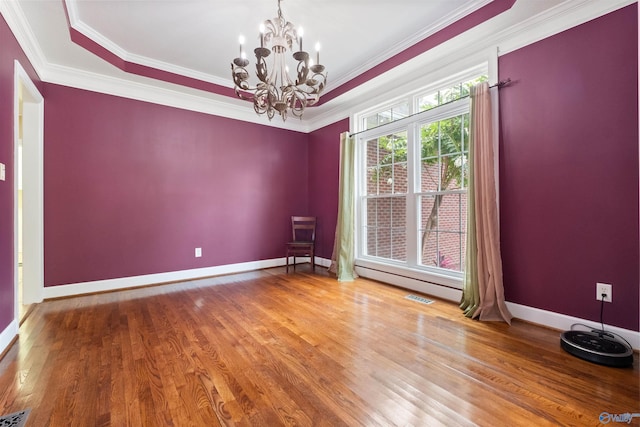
left=291, top=216, right=316, bottom=243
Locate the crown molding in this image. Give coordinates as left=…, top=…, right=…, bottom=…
left=43, top=63, right=310, bottom=132
left=0, top=0, right=48, bottom=73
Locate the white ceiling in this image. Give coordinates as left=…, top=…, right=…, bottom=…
left=3, top=0, right=631, bottom=130
left=68, top=0, right=489, bottom=90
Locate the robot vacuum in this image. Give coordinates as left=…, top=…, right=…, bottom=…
left=560, top=325, right=633, bottom=368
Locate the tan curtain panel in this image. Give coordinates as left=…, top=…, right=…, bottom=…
left=460, top=82, right=512, bottom=324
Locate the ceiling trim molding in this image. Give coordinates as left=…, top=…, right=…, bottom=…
left=0, top=1, right=48, bottom=73
left=42, top=63, right=310, bottom=133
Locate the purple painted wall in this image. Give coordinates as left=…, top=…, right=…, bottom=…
left=499, top=5, right=639, bottom=331
left=0, top=14, right=42, bottom=330
left=44, top=85, right=309, bottom=285
left=308, top=119, right=349, bottom=259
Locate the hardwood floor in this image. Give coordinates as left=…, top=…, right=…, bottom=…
left=0, top=268, right=637, bottom=426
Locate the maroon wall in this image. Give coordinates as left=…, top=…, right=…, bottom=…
left=44, top=85, right=309, bottom=285
left=308, top=119, right=349, bottom=259
left=499, top=5, right=639, bottom=331
left=0, top=14, right=42, bottom=329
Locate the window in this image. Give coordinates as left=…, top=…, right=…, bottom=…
left=356, top=71, right=486, bottom=287
left=418, top=115, right=468, bottom=272
left=365, top=131, right=407, bottom=262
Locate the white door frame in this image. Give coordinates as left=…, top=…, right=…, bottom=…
left=13, top=60, right=44, bottom=321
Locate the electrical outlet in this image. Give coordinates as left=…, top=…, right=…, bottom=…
left=596, top=282, right=612, bottom=303
left=195, top=247, right=202, bottom=258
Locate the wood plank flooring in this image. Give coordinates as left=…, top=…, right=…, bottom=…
left=0, top=268, right=637, bottom=426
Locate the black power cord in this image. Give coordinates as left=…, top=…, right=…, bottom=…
left=600, top=293, right=606, bottom=333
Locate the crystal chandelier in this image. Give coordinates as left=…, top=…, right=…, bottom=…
left=230, top=0, right=327, bottom=121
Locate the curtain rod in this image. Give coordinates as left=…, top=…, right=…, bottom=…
left=348, top=78, right=512, bottom=138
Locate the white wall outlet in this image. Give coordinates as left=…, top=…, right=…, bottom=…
left=195, top=247, right=202, bottom=258
left=596, top=282, right=612, bottom=302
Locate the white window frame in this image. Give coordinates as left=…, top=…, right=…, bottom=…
left=353, top=64, right=490, bottom=290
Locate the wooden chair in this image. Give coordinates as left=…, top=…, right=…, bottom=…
left=286, top=216, right=316, bottom=273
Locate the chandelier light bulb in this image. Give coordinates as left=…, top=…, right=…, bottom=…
left=259, top=23, right=265, bottom=48
left=238, top=35, right=245, bottom=57
left=298, top=26, right=303, bottom=51
left=315, top=42, right=321, bottom=64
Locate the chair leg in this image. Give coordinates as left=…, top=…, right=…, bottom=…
left=286, top=252, right=289, bottom=273
left=311, top=251, right=315, bottom=272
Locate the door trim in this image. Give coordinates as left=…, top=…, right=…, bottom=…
left=13, top=60, right=44, bottom=323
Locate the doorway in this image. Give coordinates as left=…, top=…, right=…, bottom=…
left=14, top=61, right=44, bottom=322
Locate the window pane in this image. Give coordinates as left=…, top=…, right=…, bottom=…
left=441, top=155, right=463, bottom=191
left=417, top=75, right=488, bottom=110
left=420, top=123, right=439, bottom=158
left=391, top=197, right=406, bottom=228
left=393, top=103, right=410, bottom=121
left=393, top=162, right=407, bottom=193
left=378, top=165, right=393, bottom=193
left=391, top=228, right=406, bottom=261
left=377, top=198, right=391, bottom=228
left=364, top=103, right=410, bottom=129
left=418, top=92, right=440, bottom=112
left=363, top=196, right=406, bottom=263
left=418, top=194, right=466, bottom=272
left=366, top=198, right=378, bottom=228
left=439, top=117, right=461, bottom=156
left=421, top=160, right=439, bottom=192
left=366, top=167, right=378, bottom=195
left=420, top=195, right=437, bottom=232
left=438, top=193, right=462, bottom=232
left=366, top=139, right=379, bottom=167
left=365, top=115, right=378, bottom=130
left=420, top=114, right=469, bottom=192
left=366, top=226, right=376, bottom=256
left=433, top=231, right=462, bottom=271
left=367, top=132, right=408, bottom=195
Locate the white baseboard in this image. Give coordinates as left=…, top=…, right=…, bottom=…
left=0, top=320, right=18, bottom=358
left=43, top=256, right=334, bottom=300
left=354, top=266, right=639, bottom=350
left=506, top=302, right=640, bottom=351
left=315, top=257, right=332, bottom=268
left=43, top=258, right=288, bottom=299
